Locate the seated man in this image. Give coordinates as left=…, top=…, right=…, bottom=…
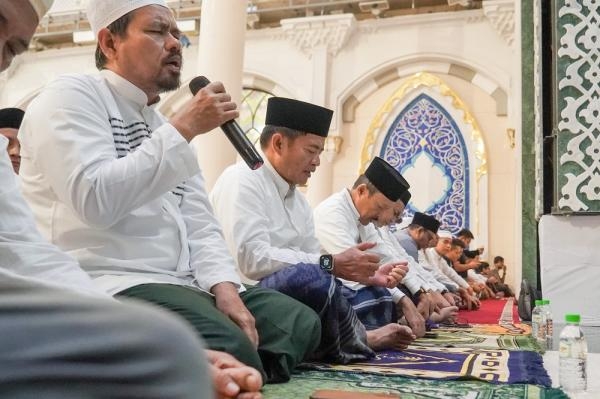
left=19, top=0, right=320, bottom=383
left=0, top=107, right=24, bottom=174
left=420, top=230, right=470, bottom=298
left=394, top=213, right=458, bottom=317
left=314, top=157, right=425, bottom=338
left=478, top=262, right=514, bottom=297
left=493, top=255, right=508, bottom=283
left=211, top=98, right=410, bottom=362
left=445, top=239, right=480, bottom=310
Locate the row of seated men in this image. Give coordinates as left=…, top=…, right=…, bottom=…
left=0, top=0, right=507, bottom=397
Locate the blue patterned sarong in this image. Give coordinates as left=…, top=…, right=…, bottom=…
left=340, top=285, right=396, bottom=330
left=258, top=263, right=374, bottom=364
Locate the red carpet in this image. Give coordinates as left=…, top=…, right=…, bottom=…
left=457, top=298, right=519, bottom=324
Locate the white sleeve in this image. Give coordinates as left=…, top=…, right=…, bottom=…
left=180, top=171, right=242, bottom=292
left=437, top=256, right=470, bottom=289
left=0, top=138, right=108, bottom=298
left=21, top=77, right=199, bottom=229
left=419, top=250, right=458, bottom=289
left=313, top=200, right=358, bottom=254
left=211, top=168, right=319, bottom=280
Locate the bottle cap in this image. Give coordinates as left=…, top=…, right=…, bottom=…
left=565, top=314, right=580, bottom=323
left=535, top=299, right=543, bottom=306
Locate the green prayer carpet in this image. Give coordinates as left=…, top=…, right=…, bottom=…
left=262, top=369, right=569, bottom=399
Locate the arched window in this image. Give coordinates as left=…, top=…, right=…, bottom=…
left=239, top=88, right=274, bottom=146
left=380, top=93, right=469, bottom=234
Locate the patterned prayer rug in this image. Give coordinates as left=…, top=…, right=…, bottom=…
left=414, top=326, right=537, bottom=351
left=301, top=345, right=551, bottom=386
left=262, top=370, right=568, bottom=399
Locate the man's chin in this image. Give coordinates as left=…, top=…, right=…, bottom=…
left=158, top=76, right=181, bottom=93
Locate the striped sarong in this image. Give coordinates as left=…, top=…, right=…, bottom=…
left=258, top=263, right=374, bottom=364
left=340, top=285, right=396, bottom=330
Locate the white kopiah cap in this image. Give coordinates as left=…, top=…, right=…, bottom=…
left=86, top=0, right=168, bottom=37
left=28, top=0, right=54, bottom=21
left=437, top=229, right=453, bottom=239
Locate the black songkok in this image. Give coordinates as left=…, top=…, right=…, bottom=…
left=364, top=156, right=410, bottom=202
left=0, top=108, right=24, bottom=129
left=265, top=97, right=333, bottom=137
left=411, top=212, right=440, bottom=234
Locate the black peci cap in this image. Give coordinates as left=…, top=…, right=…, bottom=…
left=265, top=97, right=333, bottom=137
left=364, top=157, right=410, bottom=202
left=411, top=212, right=440, bottom=234
left=0, top=108, right=24, bottom=129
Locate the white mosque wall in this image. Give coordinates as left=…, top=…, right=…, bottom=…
left=1, top=9, right=520, bottom=290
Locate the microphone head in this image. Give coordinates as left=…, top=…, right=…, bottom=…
left=189, top=76, right=210, bottom=95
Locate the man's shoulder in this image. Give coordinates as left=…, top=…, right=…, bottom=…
left=44, top=73, right=102, bottom=91
left=314, top=189, right=345, bottom=212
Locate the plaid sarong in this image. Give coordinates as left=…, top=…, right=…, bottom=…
left=259, top=263, right=375, bottom=364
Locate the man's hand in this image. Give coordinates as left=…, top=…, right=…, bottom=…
left=399, top=297, right=426, bottom=338
left=332, top=242, right=380, bottom=285
left=207, top=350, right=263, bottom=399
left=443, top=291, right=457, bottom=307
left=416, top=293, right=431, bottom=319
left=170, top=81, right=239, bottom=142
left=369, top=261, right=408, bottom=288
left=212, top=282, right=259, bottom=348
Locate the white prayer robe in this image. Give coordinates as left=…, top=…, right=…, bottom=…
left=19, top=70, right=241, bottom=295
left=313, top=189, right=407, bottom=302
left=210, top=156, right=320, bottom=281
left=419, top=247, right=469, bottom=290
left=0, top=136, right=105, bottom=297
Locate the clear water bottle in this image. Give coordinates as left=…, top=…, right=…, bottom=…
left=559, top=314, right=587, bottom=392
left=531, top=299, right=543, bottom=341
left=543, top=299, right=553, bottom=350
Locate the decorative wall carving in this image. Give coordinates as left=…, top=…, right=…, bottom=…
left=556, top=0, right=600, bottom=212
left=281, top=14, right=357, bottom=57
left=482, top=0, right=515, bottom=47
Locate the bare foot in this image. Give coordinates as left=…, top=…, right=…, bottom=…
left=429, top=306, right=459, bottom=323
left=366, top=324, right=416, bottom=351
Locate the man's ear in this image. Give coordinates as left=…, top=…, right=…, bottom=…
left=97, top=28, right=117, bottom=63
left=271, top=132, right=284, bottom=154
left=356, top=183, right=368, bottom=197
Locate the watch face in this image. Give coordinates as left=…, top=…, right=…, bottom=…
left=320, top=255, right=333, bottom=271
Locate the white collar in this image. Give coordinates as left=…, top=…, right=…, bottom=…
left=342, top=188, right=361, bottom=223
left=101, top=70, right=150, bottom=111
left=262, top=153, right=295, bottom=201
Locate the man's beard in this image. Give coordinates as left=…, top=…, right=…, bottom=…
left=157, top=74, right=181, bottom=93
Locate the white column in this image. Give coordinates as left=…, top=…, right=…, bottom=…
left=281, top=14, right=356, bottom=206
left=193, top=0, right=246, bottom=189
left=306, top=44, right=333, bottom=206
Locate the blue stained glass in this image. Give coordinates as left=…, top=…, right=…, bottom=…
left=380, top=93, right=470, bottom=235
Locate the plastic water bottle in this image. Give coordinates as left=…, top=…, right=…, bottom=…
left=543, top=299, right=553, bottom=350
left=531, top=299, right=543, bottom=342
left=559, top=314, right=587, bottom=392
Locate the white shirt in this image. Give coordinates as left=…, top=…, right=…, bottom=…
left=313, top=189, right=406, bottom=302
left=378, top=227, right=446, bottom=292
left=210, top=156, right=321, bottom=281
left=19, top=70, right=241, bottom=295
left=420, top=247, right=469, bottom=289
left=0, top=136, right=106, bottom=297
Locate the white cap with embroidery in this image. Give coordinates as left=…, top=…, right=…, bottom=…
left=86, top=0, right=167, bottom=37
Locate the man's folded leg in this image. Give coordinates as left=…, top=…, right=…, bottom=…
left=0, top=277, right=211, bottom=399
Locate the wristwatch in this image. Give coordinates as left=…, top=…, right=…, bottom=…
left=319, top=254, right=334, bottom=273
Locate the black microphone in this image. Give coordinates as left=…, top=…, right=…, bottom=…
left=189, top=76, right=263, bottom=170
